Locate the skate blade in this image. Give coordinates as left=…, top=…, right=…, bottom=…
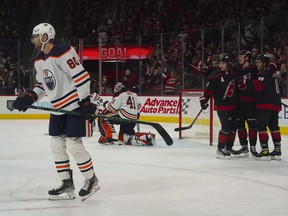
left=270, top=155, right=281, bottom=161
left=48, top=191, right=75, bottom=201
left=254, top=156, right=271, bottom=161
left=231, top=152, right=249, bottom=158
left=80, top=185, right=100, bottom=201
left=102, top=142, right=115, bottom=145
left=216, top=154, right=231, bottom=160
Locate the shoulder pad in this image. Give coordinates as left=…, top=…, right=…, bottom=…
left=207, top=70, right=222, bottom=80
left=228, top=69, right=236, bottom=75
left=48, top=44, right=72, bottom=57
left=35, top=52, right=45, bottom=61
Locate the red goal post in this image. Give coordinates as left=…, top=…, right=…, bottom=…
left=178, top=90, right=214, bottom=145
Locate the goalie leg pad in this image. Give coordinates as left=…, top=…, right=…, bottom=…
left=98, top=118, right=117, bottom=143
left=129, top=132, right=156, bottom=146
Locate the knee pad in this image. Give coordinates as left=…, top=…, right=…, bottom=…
left=236, top=119, right=245, bottom=130
left=66, top=137, right=86, bottom=156
left=50, top=136, right=70, bottom=176
left=50, top=135, right=67, bottom=154
left=257, top=126, right=266, bottom=132
left=247, top=119, right=257, bottom=130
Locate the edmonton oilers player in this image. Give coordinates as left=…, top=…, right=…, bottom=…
left=13, top=23, right=99, bottom=201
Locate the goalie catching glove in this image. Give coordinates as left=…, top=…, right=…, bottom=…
left=13, top=90, right=38, bottom=112
left=199, top=96, right=209, bottom=110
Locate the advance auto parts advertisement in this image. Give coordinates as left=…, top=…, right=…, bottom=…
left=139, top=97, right=179, bottom=115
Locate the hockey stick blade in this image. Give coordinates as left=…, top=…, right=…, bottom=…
left=174, top=108, right=203, bottom=132
left=27, top=105, right=173, bottom=146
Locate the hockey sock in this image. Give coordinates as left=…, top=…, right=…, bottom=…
left=248, top=129, right=257, bottom=146
left=218, top=130, right=229, bottom=149
left=238, top=128, right=248, bottom=146
left=271, top=130, right=281, bottom=143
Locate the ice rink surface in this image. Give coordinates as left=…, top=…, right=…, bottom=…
left=0, top=119, right=288, bottom=216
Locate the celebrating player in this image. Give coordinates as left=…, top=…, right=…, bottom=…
left=244, top=54, right=282, bottom=160
left=234, top=50, right=258, bottom=157
left=13, top=23, right=99, bottom=201
left=199, top=54, right=238, bottom=158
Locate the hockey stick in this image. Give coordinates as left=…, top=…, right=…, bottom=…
left=174, top=108, right=203, bottom=132
left=281, top=102, right=288, bottom=107
left=26, top=105, right=173, bottom=146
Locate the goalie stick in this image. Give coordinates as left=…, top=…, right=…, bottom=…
left=174, top=108, right=203, bottom=132
left=26, top=105, right=173, bottom=146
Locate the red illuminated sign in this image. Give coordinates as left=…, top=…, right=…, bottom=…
left=80, top=45, right=154, bottom=60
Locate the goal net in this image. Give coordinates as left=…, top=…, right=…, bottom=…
left=178, top=90, right=220, bottom=145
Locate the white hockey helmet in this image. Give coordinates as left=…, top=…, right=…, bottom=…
left=32, top=23, right=55, bottom=41
left=32, top=23, right=55, bottom=50
left=114, top=82, right=126, bottom=94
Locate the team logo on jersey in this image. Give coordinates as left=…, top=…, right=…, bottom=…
left=43, top=69, right=56, bottom=90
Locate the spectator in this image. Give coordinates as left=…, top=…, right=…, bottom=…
left=163, top=69, right=179, bottom=95
left=122, top=69, right=136, bottom=91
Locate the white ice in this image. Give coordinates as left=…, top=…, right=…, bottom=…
left=0, top=119, right=288, bottom=216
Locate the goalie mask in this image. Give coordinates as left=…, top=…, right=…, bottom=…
left=32, top=23, right=55, bottom=50
left=114, top=82, right=126, bottom=94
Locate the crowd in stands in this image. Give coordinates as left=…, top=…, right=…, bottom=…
left=64, top=0, right=288, bottom=95
left=0, top=0, right=38, bottom=94
left=1, top=0, right=288, bottom=96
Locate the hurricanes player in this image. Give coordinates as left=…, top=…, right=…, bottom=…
left=244, top=54, right=282, bottom=160
left=13, top=23, right=99, bottom=201
left=199, top=54, right=238, bottom=158
left=234, top=50, right=258, bottom=157
left=94, top=82, right=156, bottom=146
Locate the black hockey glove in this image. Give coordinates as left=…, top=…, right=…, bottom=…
left=199, top=96, right=209, bottom=110
left=13, top=90, right=38, bottom=112
left=79, top=96, right=97, bottom=122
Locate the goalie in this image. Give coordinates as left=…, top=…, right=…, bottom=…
left=92, top=82, right=156, bottom=146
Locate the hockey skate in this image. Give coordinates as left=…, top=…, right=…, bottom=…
left=48, top=170, right=75, bottom=201
left=229, top=146, right=249, bottom=158
left=79, top=174, right=100, bottom=201
left=254, top=148, right=271, bottom=161
left=270, top=144, right=281, bottom=161
left=250, top=146, right=259, bottom=158
left=216, top=148, right=231, bottom=159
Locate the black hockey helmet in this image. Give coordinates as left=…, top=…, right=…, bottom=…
left=218, top=53, right=230, bottom=63
left=256, top=54, right=270, bottom=65
left=239, top=50, right=252, bottom=58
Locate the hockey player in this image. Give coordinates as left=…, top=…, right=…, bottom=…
left=199, top=54, right=238, bottom=158
left=98, top=82, right=156, bottom=146
left=234, top=50, right=258, bottom=157
left=91, top=92, right=118, bottom=144
left=13, top=23, right=99, bottom=201
left=244, top=54, right=282, bottom=160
